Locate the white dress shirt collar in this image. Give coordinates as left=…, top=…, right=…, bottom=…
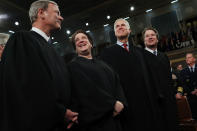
left=188, top=64, right=195, bottom=70
left=116, top=40, right=129, bottom=50
left=31, top=27, right=50, bottom=42
left=145, top=47, right=157, bottom=55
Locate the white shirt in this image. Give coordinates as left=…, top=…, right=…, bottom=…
left=145, top=47, right=157, bottom=56
left=31, top=27, right=50, bottom=42
left=188, top=64, right=195, bottom=72
left=116, top=41, right=129, bottom=50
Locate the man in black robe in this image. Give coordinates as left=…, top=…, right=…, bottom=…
left=142, top=27, right=177, bottom=131
left=67, top=30, right=127, bottom=131
left=100, top=18, right=172, bottom=131
left=0, top=1, right=78, bottom=131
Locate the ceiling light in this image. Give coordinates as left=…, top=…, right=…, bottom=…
left=15, top=21, right=19, bottom=26
left=66, top=30, right=71, bottom=35
left=171, top=0, right=178, bottom=4
left=130, top=6, right=135, bottom=11
left=124, top=17, right=130, bottom=20
left=86, top=23, right=89, bottom=26
left=107, top=15, right=110, bottom=20
left=51, top=37, right=54, bottom=40
left=146, top=9, right=152, bottom=13
left=0, top=14, right=8, bottom=19
left=86, top=30, right=90, bottom=33
left=8, top=30, right=15, bottom=33
left=52, top=42, right=58, bottom=44
left=104, top=24, right=109, bottom=27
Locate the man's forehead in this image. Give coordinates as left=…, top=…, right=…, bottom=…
left=48, top=3, right=59, bottom=9
left=116, top=20, right=125, bottom=25
left=186, top=54, right=193, bottom=58
left=145, top=30, right=155, bottom=33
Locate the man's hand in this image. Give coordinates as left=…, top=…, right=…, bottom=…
left=113, top=101, right=124, bottom=117
left=191, top=89, right=197, bottom=95
left=65, top=109, right=78, bottom=129
left=194, top=89, right=197, bottom=96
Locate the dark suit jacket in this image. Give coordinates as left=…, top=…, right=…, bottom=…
left=180, top=64, right=197, bottom=119
left=180, top=64, right=197, bottom=95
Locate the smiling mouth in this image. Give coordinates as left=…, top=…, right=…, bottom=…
left=119, top=29, right=125, bottom=32
left=56, top=20, right=61, bottom=24
left=78, top=43, right=87, bottom=47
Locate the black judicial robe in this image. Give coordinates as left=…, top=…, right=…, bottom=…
left=100, top=44, right=174, bottom=131
left=67, top=56, right=127, bottom=131
left=143, top=50, right=177, bottom=131
left=0, top=31, right=71, bottom=131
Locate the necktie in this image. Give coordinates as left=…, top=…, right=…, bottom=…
left=153, top=50, right=157, bottom=56
left=191, top=67, right=194, bottom=72
left=48, top=38, right=52, bottom=44
left=123, top=43, right=129, bottom=52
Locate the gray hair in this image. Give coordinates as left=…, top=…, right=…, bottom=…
left=114, top=18, right=130, bottom=31
left=29, top=0, right=58, bottom=24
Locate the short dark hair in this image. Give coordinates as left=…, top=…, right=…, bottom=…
left=186, top=53, right=195, bottom=58
left=142, top=27, right=159, bottom=40
left=71, top=29, right=93, bottom=50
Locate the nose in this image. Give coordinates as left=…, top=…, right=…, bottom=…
left=79, top=40, right=85, bottom=44
left=118, top=27, right=123, bottom=30
left=59, top=15, right=64, bottom=22
left=76, top=39, right=84, bottom=45
left=149, top=36, right=153, bottom=39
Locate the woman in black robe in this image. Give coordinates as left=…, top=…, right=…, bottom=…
left=67, top=30, right=127, bottom=131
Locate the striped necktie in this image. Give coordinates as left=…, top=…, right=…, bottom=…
left=122, top=43, right=129, bottom=52
left=153, top=50, right=157, bottom=56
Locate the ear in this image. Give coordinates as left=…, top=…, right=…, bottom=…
left=90, top=43, right=93, bottom=48
left=156, top=39, right=159, bottom=43
left=128, top=29, right=131, bottom=34
left=37, top=8, right=46, bottom=19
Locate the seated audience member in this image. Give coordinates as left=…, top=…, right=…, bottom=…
left=180, top=53, right=197, bottom=119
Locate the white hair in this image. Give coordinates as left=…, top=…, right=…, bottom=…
left=114, top=18, right=130, bottom=31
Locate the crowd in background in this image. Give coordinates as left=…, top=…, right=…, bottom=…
left=132, top=20, right=197, bottom=52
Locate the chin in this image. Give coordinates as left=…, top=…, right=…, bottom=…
left=78, top=47, right=87, bottom=52
left=54, top=24, right=61, bottom=30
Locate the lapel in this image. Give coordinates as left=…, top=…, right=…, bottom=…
left=194, top=64, right=197, bottom=73
left=186, top=67, right=192, bottom=75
